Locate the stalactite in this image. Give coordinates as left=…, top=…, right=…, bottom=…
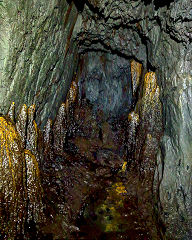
left=63, top=80, right=79, bottom=140
left=69, top=81, right=78, bottom=103
left=139, top=72, right=162, bottom=137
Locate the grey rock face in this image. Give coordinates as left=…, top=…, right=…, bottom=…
left=0, top=2, right=11, bottom=107
left=79, top=52, right=133, bottom=120
left=155, top=45, right=192, bottom=239
left=0, top=0, right=80, bottom=128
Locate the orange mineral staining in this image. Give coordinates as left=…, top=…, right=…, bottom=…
left=66, top=81, right=78, bottom=115
left=143, top=72, right=158, bottom=99
left=0, top=104, right=45, bottom=239
left=69, top=81, right=78, bottom=103
left=140, top=72, right=161, bottom=121
left=128, top=111, right=139, bottom=123
left=131, top=60, right=142, bottom=96
left=0, top=116, right=26, bottom=239
left=135, top=71, right=163, bottom=174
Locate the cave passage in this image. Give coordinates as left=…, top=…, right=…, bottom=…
left=0, top=51, right=164, bottom=240
left=0, top=0, right=191, bottom=239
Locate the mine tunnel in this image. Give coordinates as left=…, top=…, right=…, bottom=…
left=0, top=0, right=192, bottom=239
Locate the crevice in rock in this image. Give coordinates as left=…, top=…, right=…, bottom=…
left=67, top=0, right=85, bottom=12
left=153, top=0, right=175, bottom=10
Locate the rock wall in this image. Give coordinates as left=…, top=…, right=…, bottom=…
left=155, top=45, right=192, bottom=239
left=0, top=0, right=81, bottom=127
left=78, top=52, right=133, bottom=120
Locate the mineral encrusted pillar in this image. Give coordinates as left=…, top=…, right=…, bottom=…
left=0, top=116, right=26, bottom=239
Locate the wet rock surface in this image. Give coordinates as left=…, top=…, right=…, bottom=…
left=0, top=0, right=80, bottom=128
left=41, top=92, right=162, bottom=239
left=0, top=107, right=45, bottom=240
left=0, top=116, right=26, bottom=239
left=78, top=52, right=133, bottom=120
left=0, top=0, right=191, bottom=239
left=41, top=69, right=163, bottom=240
left=0, top=65, right=164, bottom=239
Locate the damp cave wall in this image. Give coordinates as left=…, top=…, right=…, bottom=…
left=0, top=0, right=81, bottom=127
left=0, top=0, right=192, bottom=239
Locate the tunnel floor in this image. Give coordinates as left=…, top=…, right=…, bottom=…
left=39, top=98, right=164, bottom=240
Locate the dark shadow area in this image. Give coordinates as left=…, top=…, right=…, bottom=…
left=84, top=0, right=105, bottom=18
left=143, top=0, right=152, bottom=5
left=143, top=0, right=174, bottom=9
left=67, top=0, right=85, bottom=12
left=154, top=0, right=175, bottom=9
left=79, top=38, right=144, bottom=64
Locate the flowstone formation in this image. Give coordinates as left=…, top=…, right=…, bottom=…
left=0, top=105, right=44, bottom=240
left=0, top=116, right=25, bottom=239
